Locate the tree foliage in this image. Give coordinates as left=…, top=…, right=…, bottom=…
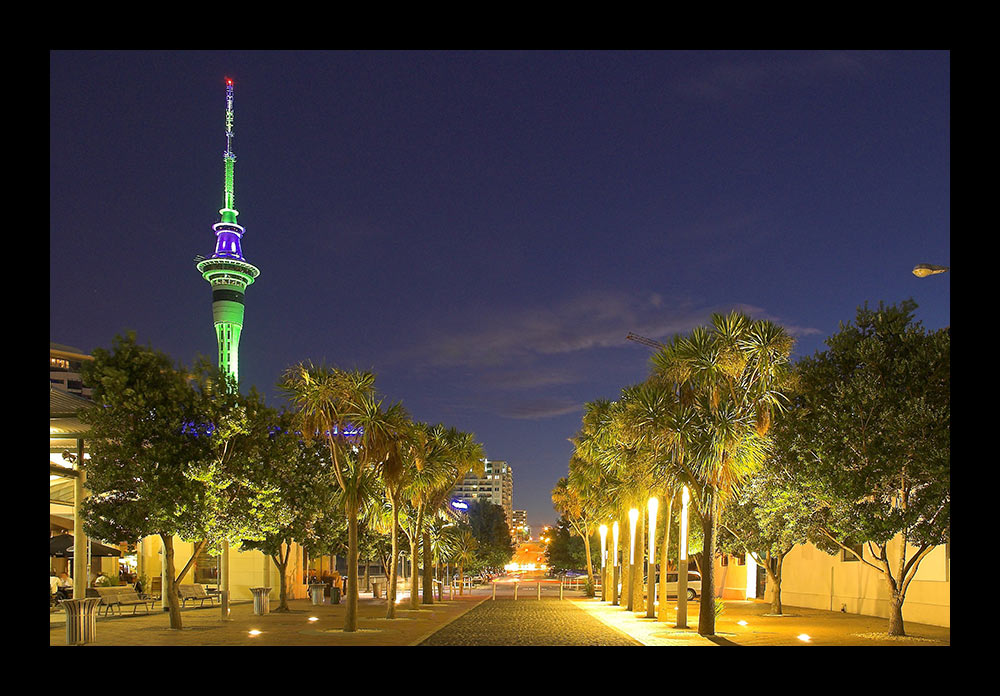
left=779, top=300, right=949, bottom=635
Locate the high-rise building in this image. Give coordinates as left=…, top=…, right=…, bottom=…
left=512, top=509, right=530, bottom=541
left=450, top=459, right=514, bottom=532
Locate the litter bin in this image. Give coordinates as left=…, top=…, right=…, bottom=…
left=249, top=586, right=272, bottom=615
left=62, top=597, right=101, bottom=646
left=308, top=583, right=327, bottom=605
left=331, top=586, right=341, bottom=604
left=371, top=580, right=381, bottom=599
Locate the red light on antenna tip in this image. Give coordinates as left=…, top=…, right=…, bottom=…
left=225, top=78, right=233, bottom=85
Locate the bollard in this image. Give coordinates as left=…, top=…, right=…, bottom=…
left=492, top=582, right=496, bottom=600
left=514, top=582, right=518, bottom=601
left=560, top=579, right=564, bottom=600
left=537, top=582, right=541, bottom=600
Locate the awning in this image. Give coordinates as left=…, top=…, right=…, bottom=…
left=50, top=534, right=121, bottom=558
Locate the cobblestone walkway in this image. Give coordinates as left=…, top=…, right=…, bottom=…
left=419, top=598, right=642, bottom=646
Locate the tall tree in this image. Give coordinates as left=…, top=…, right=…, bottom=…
left=451, top=525, right=479, bottom=595
left=79, top=334, right=279, bottom=629
left=280, top=363, right=408, bottom=632
left=649, top=312, right=795, bottom=635
left=781, top=300, right=949, bottom=636
left=717, top=446, right=812, bottom=615
left=238, top=417, right=334, bottom=612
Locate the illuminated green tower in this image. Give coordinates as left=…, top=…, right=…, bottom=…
left=195, top=78, right=260, bottom=385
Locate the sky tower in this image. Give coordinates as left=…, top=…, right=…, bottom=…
left=195, top=78, right=260, bottom=385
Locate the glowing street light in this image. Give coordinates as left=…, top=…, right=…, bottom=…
left=612, top=521, right=620, bottom=606
left=676, top=486, right=690, bottom=629
left=628, top=508, right=639, bottom=611
left=598, top=524, right=608, bottom=602
left=912, top=263, right=949, bottom=278
left=646, top=497, right=658, bottom=619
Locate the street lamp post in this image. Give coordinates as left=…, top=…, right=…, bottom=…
left=627, top=508, right=638, bottom=611
left=912, top=263, right=949, bottom=278
left=598, top=524, right=608, bottom=602
left=646, top=497, right=658, bottom=619
left=676, top=486, right=690, bottom=629
left=611, top=521, right=620, bottom=606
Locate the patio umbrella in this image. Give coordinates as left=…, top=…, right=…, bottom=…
left=49, top=534, right=121, bottom=557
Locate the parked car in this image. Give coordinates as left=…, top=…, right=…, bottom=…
left=643, top=569, right=702, bottom=600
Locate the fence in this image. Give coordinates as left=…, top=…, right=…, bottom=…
left=489, top=576, right=594, bottom=600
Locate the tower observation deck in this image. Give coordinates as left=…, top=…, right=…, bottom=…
left=195, top=78, right=260, bottom=385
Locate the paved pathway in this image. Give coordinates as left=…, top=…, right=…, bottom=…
left=418, top=598, right=642, bottom=646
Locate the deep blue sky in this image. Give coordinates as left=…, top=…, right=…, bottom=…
left=50, top=50, right=950, bottom=532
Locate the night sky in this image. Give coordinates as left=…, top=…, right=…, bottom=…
left=50, top=51, right=950, bottom=533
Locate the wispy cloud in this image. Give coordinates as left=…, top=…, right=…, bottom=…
left=677, top=51, right=876, bottom=102
left=401, top=290, right=812, bottom=370
left=498, top=397, right=584, bottom=421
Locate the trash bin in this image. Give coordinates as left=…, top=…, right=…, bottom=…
left=249, top=586, right=272, bottom=615
left=308, top=583, right=327, bottom=605
left=331, top=586, right=341, bottom=604
left=62, top=597, right=101, bottom=646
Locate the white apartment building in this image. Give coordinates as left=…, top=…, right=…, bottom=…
left=450, top=459, right=514, bottom=531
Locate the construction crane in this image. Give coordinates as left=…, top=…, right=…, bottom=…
left=625, top=332, right=666, bottom=350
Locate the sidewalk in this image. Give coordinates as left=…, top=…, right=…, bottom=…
left=49, top=590, right=490, bottom=646
left=571, top=596, right=951, bottom=646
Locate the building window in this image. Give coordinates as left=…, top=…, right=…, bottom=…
left=841, top=544, right=863, bottom=562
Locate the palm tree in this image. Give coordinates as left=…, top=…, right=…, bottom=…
left=649, top=312, right=794, bottom=636
left=280, top=363, right=409, bottom=632
left=397, top=424, right=454, bottom=610
left=552, top=462, right=604, bottom=589
left=451, top=526, right=479, bottom=596
left=428, top=517, right=459, bottom=595
left=616, top=379, right=688, bottom=620
left=415, top=427, right=485, bottom=604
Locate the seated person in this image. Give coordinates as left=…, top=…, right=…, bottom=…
left=56, top=571, right=72, bottom=600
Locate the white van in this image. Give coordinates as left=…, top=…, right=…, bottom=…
left=655, top=570, right=702, bottom=600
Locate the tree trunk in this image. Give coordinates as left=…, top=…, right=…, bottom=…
left=767, top=553, right=783, bottom=615
left=387, top=502, right=399, bottom=619
left=583, top=528, right=594, bottom=586
left=633, top=511, right=645, bottom=612
left=657, top=496, right=673, bottom=622
left=888, top=594, right=906, bottom=636
left=409, top=531, right=420, bottom=610
left=345, top=507, right=359, bottom=632
left=422, top=525, right=434, bottom=605
left=160, top=534, right=183, bottom=630
left=698, top=493, right=718, bottom=636
left=458, top=563, right=464, bottom=596
left=271, top=543, right=290, bottom=612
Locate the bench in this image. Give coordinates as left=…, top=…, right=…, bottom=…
left=177, top=583, right=220, bottom=608
left=95, top=586, right=157, bottom=616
